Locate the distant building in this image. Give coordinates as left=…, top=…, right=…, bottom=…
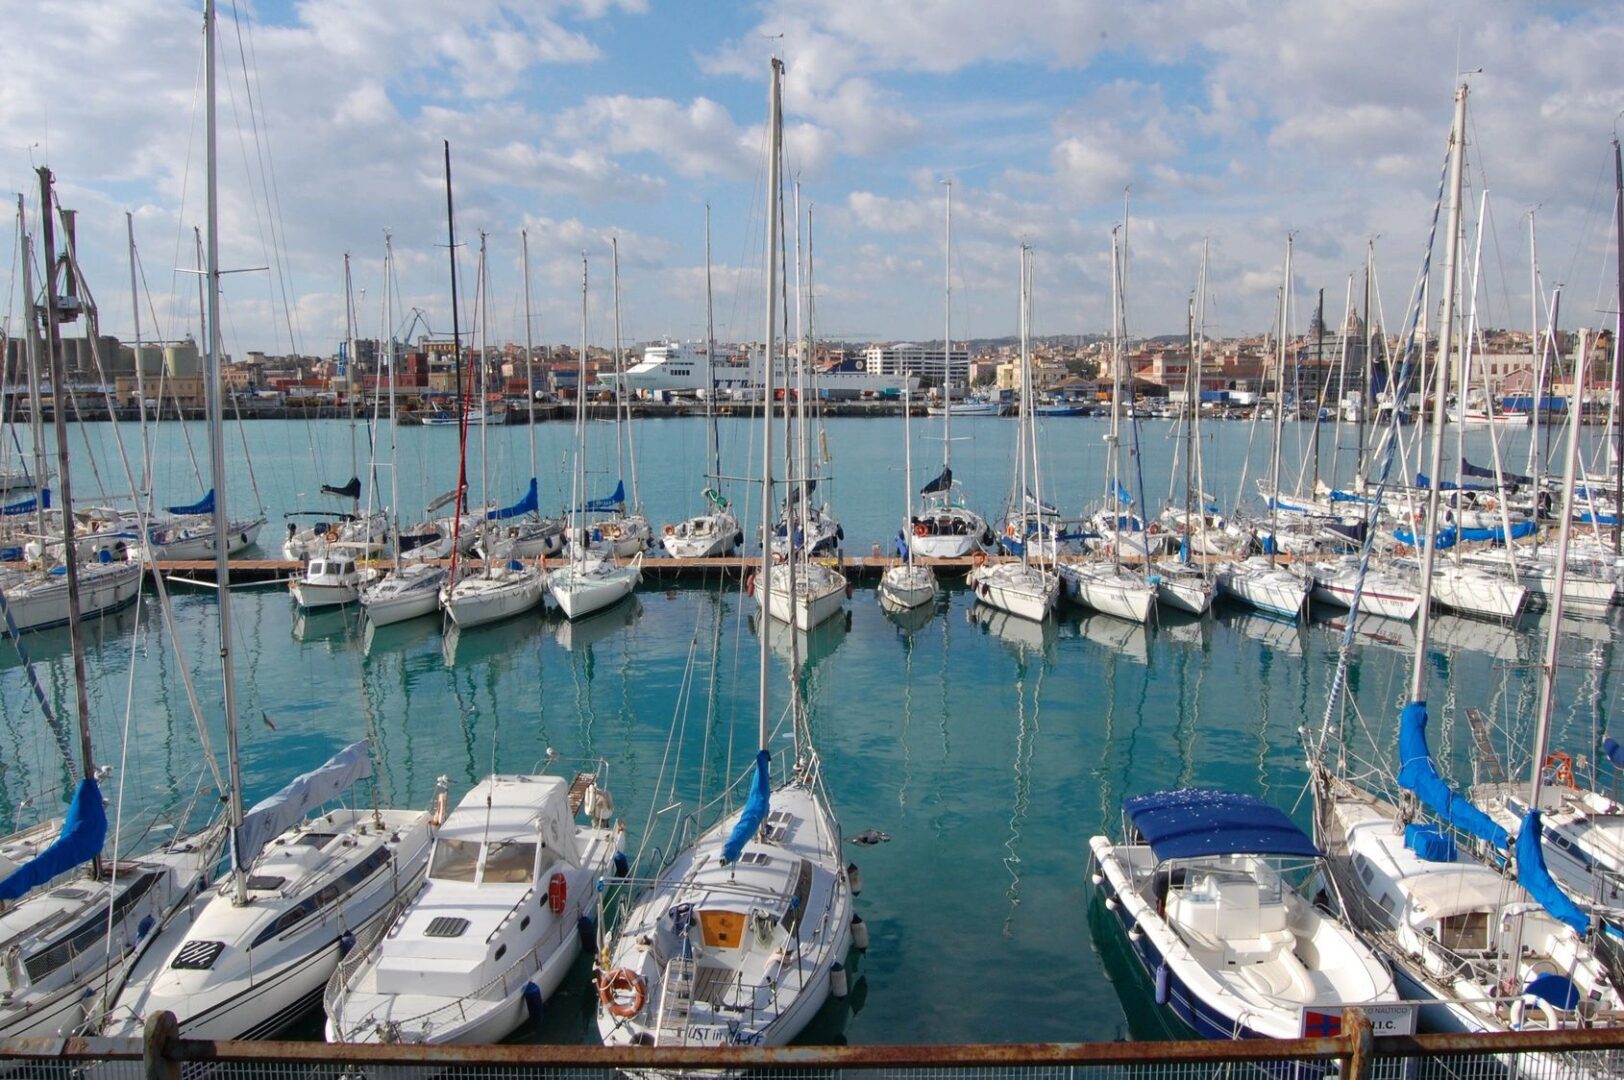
left=862, top=342, right=970, bottom=391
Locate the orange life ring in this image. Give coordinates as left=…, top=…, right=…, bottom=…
left=746, top=571, right=757, bottom=596
left=914, top=523, right=927, bottom=537
left=599, top=968, right=646, bottom=1018
left=971, top=550, right=988, bottom=567
left=663, top=523, right=675, bottom=536
left=324, top=529, right=339, bottom=543
left=548, top=871, right=567, bottom=914
left=1544, top=751, right=1575, bottom=788
left=1004, top=522, right=1017, bottom=538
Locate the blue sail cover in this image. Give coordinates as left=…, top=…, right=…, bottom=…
left=1458, top=519, right=1536, bottom=543
left=1396, top=701, right=1510, bottom=849
left=0, top=777, right=108, bottom=902
left=1123, top=790, right=1319, bottom=860
left=1516, top=809, right=1589, bottom=935
left=487, top=478, right=538, bottom=520
left=581, top=480, right=626, bottom=514
left=722, top=750, right=771, bottom=865
left=1605, top=737, right=1624, bottom=768
left=2, top=488, right=49, bottom=516
left=234, top=739, right=373, bottom=872
left=1578, top=511, right=1620, bottom=527
left=1414, top=473, right=1490, bottom=492
left=1114, top=480, right=1134, bottom=505
left=167, top=489, right=215, bottom=516
left=920, top=467, right=952, bottom=496
left=1393, top=525, right=1458, bottom=551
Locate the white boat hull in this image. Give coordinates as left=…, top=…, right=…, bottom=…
left=442, top=567, right=547, bottom=628
left=967, top=562, right=1057, bottom=622
left=1216, top=559, right=1308, bottom=620
left=360, top=565, right=446, bottom=627
left=879, top=564, right=937, bottom=610
left=0, top=560, right=144, bottom=634
left=1061, top=563, right=1156, bottom=623
left=759, top=562, right=847, bottom=631
left=1430, top=563, right=1526, bottom=620
left=1150, top=563, right=1215, bottom=616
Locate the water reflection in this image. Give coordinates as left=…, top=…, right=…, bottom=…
left=966, top=602, right=1056, bottom=659
left=552, top=595, right=641, bottom=652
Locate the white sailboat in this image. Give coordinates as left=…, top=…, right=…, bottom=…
left=967, top=243, right=1058, bottom=623
left=548, top=252, right=642, bottom=621
left=581, top=239, right=653, bottom=559
left=98, top=13, right=436, bottom=1040
left=1062, top=224, right=1156, bottom=624
left=662, top=207, right=742, bottom=560
left=438, top=230, right=546, bottom=630
left=360, top=232, right=446, bottom=627
left=1152, top=246, right=1217, bottom=616
left=881, top=385, right=938, bottom=610
left=909, top=178, right=989, bottom=559
left=596, top=62, right=856, bottom=1052
left=325, top=766, right=622, bottom=1045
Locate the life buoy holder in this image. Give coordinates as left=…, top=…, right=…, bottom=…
left=970, top=550, right=988, bottom=568
left=325, top=529, right=339, bottom=543
left=1005, top=522, right=1017, bottom=538
left=746, top=572, right=757, bottom=596
left=1510, top=993, right=1559, bottom=1031
left=663, top=524, right=675, bottom=536
left=548, top=871, right=567, bottom=914
left=1544, top=751, right=1575, bottom=788
left=1481, top=496, right=1498, bottom=512
left=599, top=967, right=646, bottom=1018
left=914, top=523, right=928, bottom=537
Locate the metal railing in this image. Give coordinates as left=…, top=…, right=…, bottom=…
left=5, top=1010, right=1624, bottom=1080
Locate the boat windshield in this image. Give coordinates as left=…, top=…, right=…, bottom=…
left=483, top=840, right=536, bottom=884
left=429, top=838, right=480, bottom=882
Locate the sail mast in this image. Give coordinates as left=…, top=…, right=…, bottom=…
left=522, top=229, right=537, bottom=488
left=17, top=197, right=47, bottom=542
left=1612, top=138, right=1622, bottom=555
left=444, top=141, right=468, bottom=582
left=942, top=178, right=953, bottom=467
left=1409, top=84, right=1468, bottom=703
left=759, top=58, right=783, bottom=755
left=385, top=232, right=400, bottom=556
left=704, top=206, right=720, bottom=486
left=343, top=253, right=360, bottom=517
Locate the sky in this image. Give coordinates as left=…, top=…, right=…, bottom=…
left=2, top=0, right=1622, bottom=362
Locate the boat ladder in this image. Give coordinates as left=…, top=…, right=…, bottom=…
left=656, top=954, right=696, bottom=1043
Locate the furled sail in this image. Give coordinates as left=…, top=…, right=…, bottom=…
left=167, top=489, right=215, bottom=516
left=487, top=478, right=538, bottom=520
left=1393, top=525, right=1458, bottom=550
left=0, top=777, right=107, bottom=902
left=1462, top=458, right=1530, bottom=486
left=321, top=476, right=362, bottom=500
left=721, top=750, right=771, bottom=865
left=2, top=488, right=48, bottom=516
left=1458, top=519, right=1536, bottom=543
left=1516, top=808, right=1589, bottom=935
left=581, top=480, right=626, bottom=514
left=1414, top=472, right=1490, bottom=492
left=919, top=467, right=952, bottom=496
left=234, top=740, right=373, bottom=873
left=1396, top=701, right=1509, bottom=848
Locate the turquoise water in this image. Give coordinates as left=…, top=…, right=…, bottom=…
left=1, top=416, right=1619, bottom=1044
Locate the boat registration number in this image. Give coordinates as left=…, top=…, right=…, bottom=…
left=686, top=1025, right=763, bottom=1046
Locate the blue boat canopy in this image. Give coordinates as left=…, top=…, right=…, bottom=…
left=487, top=478, right=538, bottom=520
left=167, top=489, right=215, bottom=516
left=1123, top=789, right=1319, bottom=860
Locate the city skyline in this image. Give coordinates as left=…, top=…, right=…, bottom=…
left=2, top=2, right=1621, bottom=363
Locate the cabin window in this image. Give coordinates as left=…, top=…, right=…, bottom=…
left=342, top=562, right=355, bottom=575
left=310, top=561, right=326, bottom=575
left=1438, top=911, right=1491, bottom=953
left=297, top=833, right=337, bottom=849
left=483, top=840, right=537, bottom=884
left=429, top=838, right=481, bottom=881
left=1355, top=855, right=1375, bottom=886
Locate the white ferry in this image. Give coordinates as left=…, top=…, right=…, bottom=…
left=606, top=340, right=918, bottom=401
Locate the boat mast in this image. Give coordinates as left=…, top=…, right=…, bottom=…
left=126, top=213, right=153, bottom=499
left=610, top=238, right=635, bottom=515
left=35, top=170, right=95, bottom=783
left=17, top=196, right=48, bottom=541
left=476, top=233, right=490, bottom=556
left=1612, top=137, right=1622, bottom=556
left=1107, top=228, right=1123, bottom=575
left=1311, top=288, right=1324, bottom=493
left=1358, top=241, right=1372, bottom=481
left=1268, top=236, right=1291, bottom=555
left=759, top=57, right=783, bottom=754
left=793, top=182, right=810, bottom=559
left=573, top=254, right=589, bottom=571
left=522, top=229, right=537, bottom=494
left=343, top=252, right=359, bottom=518
left=942, top=178, right=953, bottom=472
left=704, top=206, right=720, bottom=488
left=1409, top=84, right=1468, bottom=703
left=198, top=0, right=246, bottom=901
left=385, top=232, right=400, bottom=557
left=444, top=141, right=468, bottom=582
left=1018, top=241, right=1033, bottom=571
left=1191, top=238, right=1211, bottom=563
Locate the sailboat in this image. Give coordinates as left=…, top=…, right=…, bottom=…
left=662, top=207, right=742, bottom=559
left=908, top=178, right=990, bottom=559
left=99, top=7, right=437, bottom=1039
left=478, top=229, right=565, bottom=562
left=359, top=231, right=447, bottom=627
left=967, top=243, right=1058, bottom=623
left=282, top=254, right=389, bottom=562
left=439, top=231, right=547, bottom=629
left=760, top=198, right=848, bottom=634
left=1308, top=87, right=1623, bottom=1061
left=580, top=239, right=653, bottom=559
left=547, top=253, right=642, bottom=621
left=1060, top=224, right=1156, bottom=624
left=1151, top=247, right=1217, bottom=616
left=596, top=61, right=856, bottom=1051
left=0, top=166, right=226, bottom=1040
left=881, top=384, right=938, bottom=610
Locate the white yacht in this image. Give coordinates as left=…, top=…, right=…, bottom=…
left=606, top=339, right=917, bottom=401
left=440, top=560, right=547, bottom=629
left=0, top=557, right=144, bottom=635
left=547, top=549, right=641, bottom=621
left=359, top=562, right=447, bottom=627
left=757, top=559, right=846, bottom=632
left=289, top=546, right=367, bottom=609
left=325, top=769, right=622, bottom=1045
left=1216, top=556, right=1310, bottom=621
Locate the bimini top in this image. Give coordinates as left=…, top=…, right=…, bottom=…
left=1124, top=790, right=1320, bottom=861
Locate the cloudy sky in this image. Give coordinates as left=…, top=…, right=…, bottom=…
left=2, top=0, right=1621, bottom=361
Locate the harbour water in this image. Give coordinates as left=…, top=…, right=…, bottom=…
left=1, top=415, right=1618, bottom=1044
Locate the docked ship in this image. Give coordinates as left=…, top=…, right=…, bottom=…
left=605, top=339, right=918, bottom=401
